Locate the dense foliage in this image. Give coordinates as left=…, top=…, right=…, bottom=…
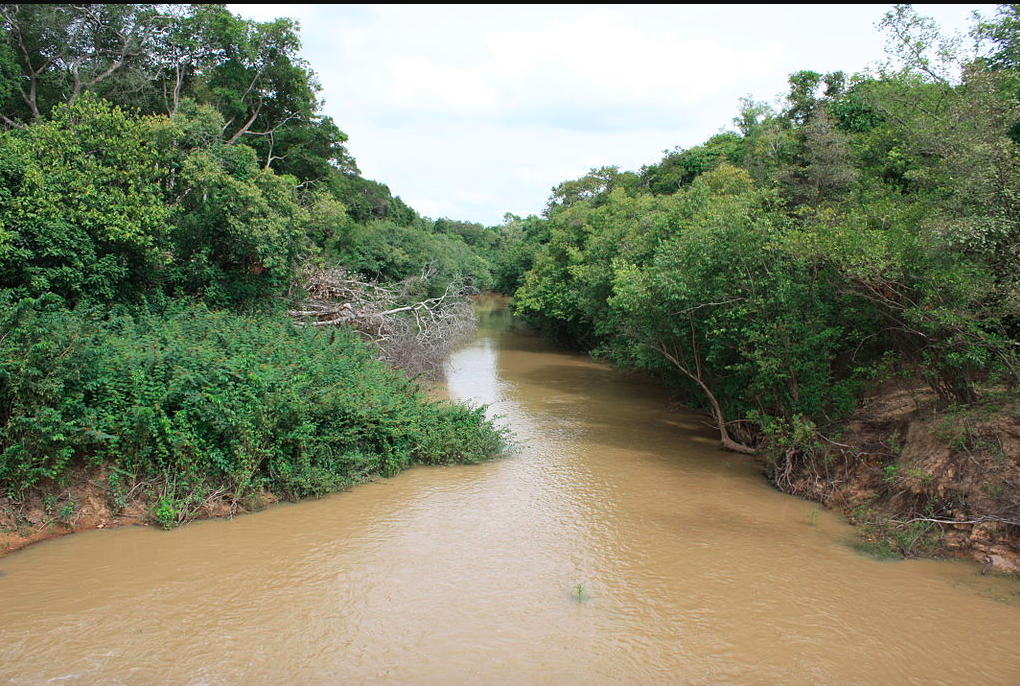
left=0, top=298, right=503, bottom=519
left=506, top=5, right=1020, bottom=453
left=0, top=4, right=507, bottom=516
left=0, top=3, right=514, bottom=297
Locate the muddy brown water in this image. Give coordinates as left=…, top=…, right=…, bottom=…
left=2, top=298, right=1019, bottom=685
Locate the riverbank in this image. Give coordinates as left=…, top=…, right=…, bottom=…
left=0, top=303, right=507, bottom=559
left=5, top=302, right=1016, bottom=575
left=5, top=296, right=1019, bottom=685
left=0, top=465, right=279, bottom=558
left=765, top=378, right=1020, bottom=574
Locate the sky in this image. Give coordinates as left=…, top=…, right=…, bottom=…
left=229, top=4, right=995, bottom=225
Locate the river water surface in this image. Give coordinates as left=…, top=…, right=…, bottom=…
left=2, top=299, right=1019, bottom=684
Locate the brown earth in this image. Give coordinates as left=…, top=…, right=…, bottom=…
left=5, top=378, right=1018, bottom=572
left=769, top=378, right=1020, bottom=573
left=0, top=467, right=276, bottom=558
left=0, top=470, right=142, bottom=557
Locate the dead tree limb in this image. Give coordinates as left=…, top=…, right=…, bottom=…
left=288, top=264, right=477, bottom=378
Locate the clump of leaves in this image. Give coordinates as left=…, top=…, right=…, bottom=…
left=0, top=299, right=507, bottom=525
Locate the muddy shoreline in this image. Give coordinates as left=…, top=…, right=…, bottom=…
left=0, top=466, right=285, bottom=558
left=4, top=394, right=1018, bottom=576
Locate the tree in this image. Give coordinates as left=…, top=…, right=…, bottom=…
left=877, top=4, right=964, bottom=85
left=780, top=105, right=857, bottom=207
left=0, top=96, right=178, bottom=302
left=171, top=142, right=310, bottom=306
left=188, top=8, right=317, bottom=148
left=0, top=4, right=168, bottom=126
left=784, top=70, right=823, bottom=124
left=544, top=166, right=633, bottom=215
left=640, top=132, right=745, bottom=195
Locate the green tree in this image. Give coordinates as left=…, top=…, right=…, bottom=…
left=0, top=96, right=178, bottom=302
left=171, top=142, right=310, bottom=307
left=544, top=166, right=639, bottom=216
left=780, top=105, right=857, bottom=207
left=640, top=132, right=745, bottom=195
left=0, top=4, right=168, bottom=125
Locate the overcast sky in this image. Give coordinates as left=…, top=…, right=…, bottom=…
left=229, top=4, right=994, bottom=225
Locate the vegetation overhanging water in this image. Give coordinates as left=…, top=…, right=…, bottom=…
left=0, top=4, right=1019, bottom=680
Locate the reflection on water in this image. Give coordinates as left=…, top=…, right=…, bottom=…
left=1, top=296, right=1018, bottom=685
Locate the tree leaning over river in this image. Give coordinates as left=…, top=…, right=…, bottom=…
left=505, top=6, right=1020, bottom=564
left=512, top=6, right=1020, bottom=453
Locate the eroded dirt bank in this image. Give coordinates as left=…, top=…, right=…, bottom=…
left=0, top=467, right=278, bottom=558
left=768, top=379, right=1020, bottom=573
left=3, top=301, right=1019, bottom=685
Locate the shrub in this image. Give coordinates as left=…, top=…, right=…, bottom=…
left=0, top=296, right=505, bottom=504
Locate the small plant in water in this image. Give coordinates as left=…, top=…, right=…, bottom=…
left=808, top=509, right=819, bottom=526
left=573, top=583, right=587, bottom=603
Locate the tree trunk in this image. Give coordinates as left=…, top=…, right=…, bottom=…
left=651, top=342, right=756, bottom=454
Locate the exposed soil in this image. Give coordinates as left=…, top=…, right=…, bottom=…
left=0, top=466, right=276, bottom=558
left=1, top=470, right=139, bottom=557
left=769, top=378, right=1020, bottom=573
left=6, top=376, right=1018, bottom=573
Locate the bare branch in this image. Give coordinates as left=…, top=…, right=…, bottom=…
left=288, top=265, right=478, bottom=379
left=892, top=515, right=1020, bottom=527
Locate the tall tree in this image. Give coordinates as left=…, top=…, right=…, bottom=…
left=0, top=4, right=167, bottom=126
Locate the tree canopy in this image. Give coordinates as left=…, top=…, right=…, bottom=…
left=507, top=4, right=1020, bottom=453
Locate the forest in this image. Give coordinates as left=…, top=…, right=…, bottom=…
left=1, top=4, right=1018, bottom=561
left=505, top=6, right=1020, bottom=559
left=0, top=3, right=508, bottom=529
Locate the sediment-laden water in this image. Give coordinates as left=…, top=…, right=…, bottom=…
left=2, top=299, right=1018, bottom=684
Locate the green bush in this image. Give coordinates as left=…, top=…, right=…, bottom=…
left=0, top=97, right=318, bottom=309
left=0, top=296, right=505, bottom=501
left=0, top=97, right=178, bottom=304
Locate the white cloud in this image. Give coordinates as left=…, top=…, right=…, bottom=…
left=454, top=190, right=496, bottom=204
left=338, top=8, right=782, bottom=131
left=405, top=197, right=445, bottom=219
left=484, top=9, right=781, bottom=114
left=384, top=56, right=501, bottom=114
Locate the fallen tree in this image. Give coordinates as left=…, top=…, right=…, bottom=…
left=288, top=264, right=477, bottom=378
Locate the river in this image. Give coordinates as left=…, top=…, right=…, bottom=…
left=1, top=297, right=1018, bottom=684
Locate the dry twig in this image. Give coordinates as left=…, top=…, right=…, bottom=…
left=288, top=264, right=477, bottom=379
